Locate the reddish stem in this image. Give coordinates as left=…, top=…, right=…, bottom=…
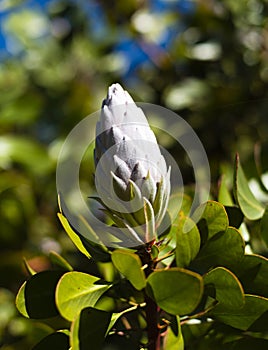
left=138, top=243, right=161, bottom=350
left=145, top=295, right=161, bottom=350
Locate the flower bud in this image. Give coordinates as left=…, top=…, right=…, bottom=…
left=94, top=83, right=170, bottom=243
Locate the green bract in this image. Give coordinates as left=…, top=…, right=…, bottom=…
left=94, top=84, right=170, bottom=242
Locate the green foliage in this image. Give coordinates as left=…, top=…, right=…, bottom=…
left=14, top=153, right=268, bottom=349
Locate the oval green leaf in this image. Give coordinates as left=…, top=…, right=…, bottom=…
left=204, top=267, right=244, bottom=312
left=192, top=227, right=245, bottom=272
left=111, top=249, right=146, bottom=290
left=16, top=271, right=63, bottom=319
left=164, top=316, right=184, bottom=350
left=234, top=154, right=265, bottom=220
left=191, top=201, right=229, bottom=243
left=233, top=254, right=268, bottom=298
left=212, top=294, right=268, bottom=330
left=71, top=307, right=112, bottom=350
left=175, top=214, right=201, bottom=268
left=56, top=272, right=111, bottom=321
left=146, top=268, right=203, bottom=315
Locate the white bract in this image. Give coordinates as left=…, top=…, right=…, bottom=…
left=94, top=83, right=170, bottom=243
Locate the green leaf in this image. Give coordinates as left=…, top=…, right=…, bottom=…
left=58, top=198, right=111, bottom=261
left=260, top=207, right=268, bottom=247
left=146, top=268, right=203, bottom=315
left=192, top=227, right=245, bottom=272
left=23, top=257, right=36, bottom=276
left=58, top=208, right=111, bottom=262
left=159, top=197, right=193, bottom=266
left=56, top=271, right=111, bottom=321
left=49, top=251, right=73, bottom=271
left=111, top=249, right=146, bottom=291
left=192, top=201, right=229, bottom=243
left=57, top=213, right=91, bottom=259
left=16, top=282, right=28, bottom=318
left=32, top=332, right=69, bottom=350
left=233, top=254, right=268, bottom=298
left=16, top=271, right=63, bottom=319
left=234, top=154, right=265, bottom=220
left=212, top=294, right=268, bottom=330
left=218, top=174, right=234, bottom=206
left=97, top=261, right=117, bottom=283
left=71, top=307, right=112, bottom=350
left=249, top=309, right=268, bottom=332
left=164, top=316, right=184, bottom=350
left=106, top=305, right=138, bottom=336
left=175, top=214, right=201, bottom=268
left=204, top=267, right=244, bottom=312
left=157, top=214, right=177, bottom=266
left=78, top=215, right=111, bottom=258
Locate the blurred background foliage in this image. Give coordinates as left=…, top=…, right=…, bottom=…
left=1, top=0, right=268, bottom=348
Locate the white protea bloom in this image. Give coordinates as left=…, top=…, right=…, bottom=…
left=94, top=83, right=170, bottom=244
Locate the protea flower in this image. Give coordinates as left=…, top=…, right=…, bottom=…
left=94, top=83, right=170, bottom=244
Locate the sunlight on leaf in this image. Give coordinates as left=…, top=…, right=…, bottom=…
left=234, top=154, right=265, bottom=220
left=56, top=271, right=111, bottom=321
left=111, top=249, right=146, bottom=290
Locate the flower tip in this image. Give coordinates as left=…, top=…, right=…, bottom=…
left=101, top=84, right=121, bottom=108
left=103, top=83, right=134, bottom=108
